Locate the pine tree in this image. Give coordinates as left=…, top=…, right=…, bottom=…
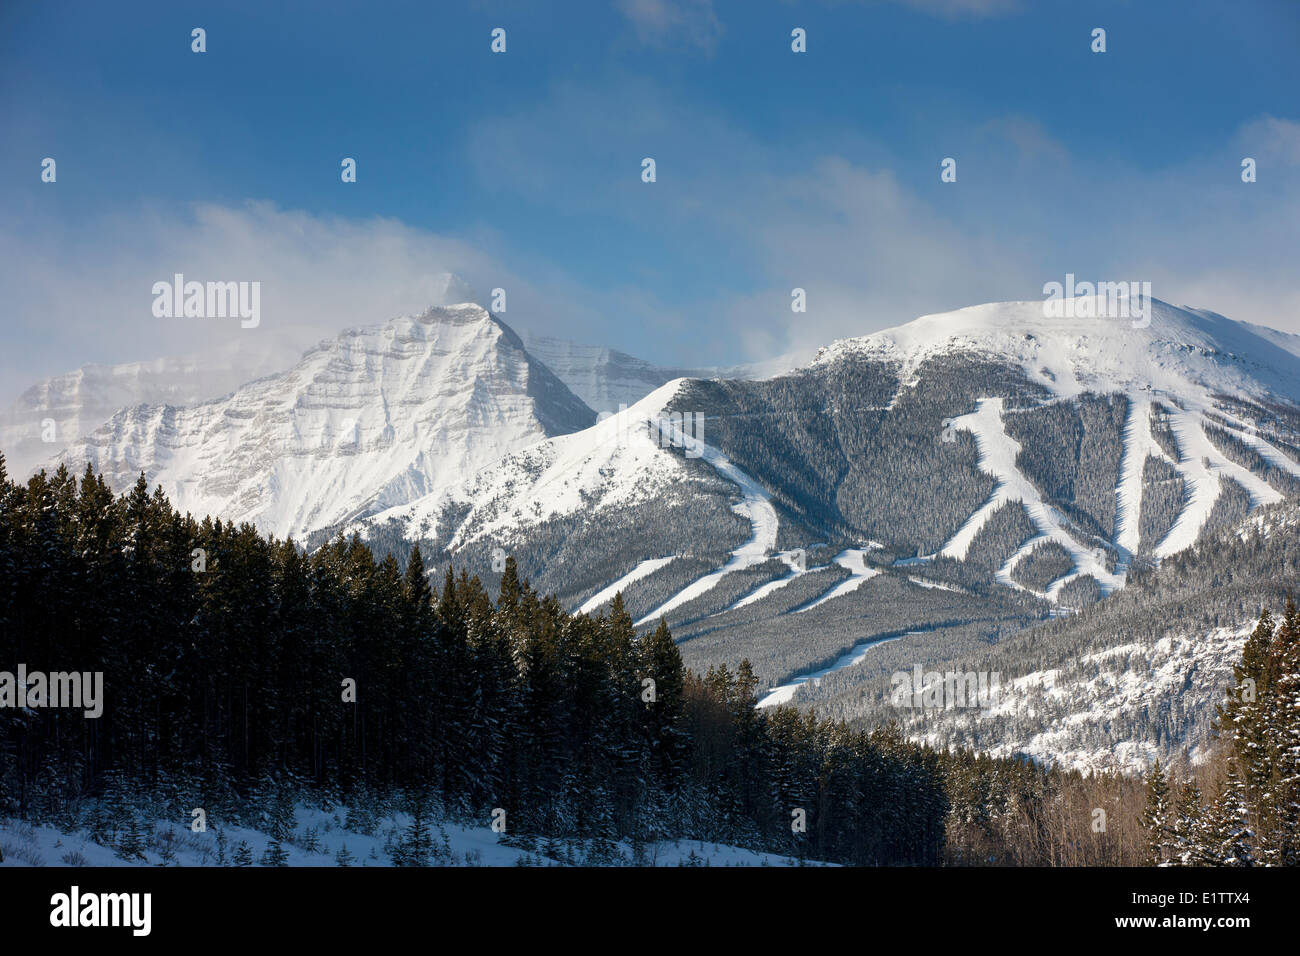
left=335, top=844, right=356, bottom=867
left=1140, top=760, right=1173, bottom=866
left=395, top=797, right=432, bottom=866
left=116, top=815, right=147, bottom=862
left=1263, top=599, right=1300, bottom=865
left=261, top=839, right=290, bottom=867
left=1171, top=780, right=1209, bottom=866
left=1208, top=761, right=1255, bottom=867
left=232, top=841, right=254, bottom=867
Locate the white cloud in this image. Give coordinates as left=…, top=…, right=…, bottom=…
left=1238, top=115, right=1300, bottom=166
left=0, top=201, right=613, bottom=401
left=617, top=0, right=723, bottom=51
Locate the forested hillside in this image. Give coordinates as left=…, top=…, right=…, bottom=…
left=0, top=454, right=1211, bottom=866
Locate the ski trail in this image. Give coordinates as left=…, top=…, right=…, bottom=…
left=723, top=550, right=817, bottom=612
left=1154, top=408, right=1281, bottom=558
left=793, top=549, right=880, bottom=613
left=576, top=556, right=676, bottom=615
left=756, top=633, right=907, bottom=709
left=907, top=576, right=965, bottom=593
left=942, top=398, right=1123, bottom=599
left=938, top=399, right=1035, bottom=561
left=1213, top=411, right=1300, bottom=480
left=634, top=430, right=778, bottom=626
left=1113, top=395, right=1176, bottom=570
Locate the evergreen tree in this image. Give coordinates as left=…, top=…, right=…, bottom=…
left=1140, top=760, right=1173, bottom=866
left=1263, top=599, right=1300, bottom=865
left=1208, top=761, right=1255, bottom=867
left=1171, top=780, right=1209, bottom=866
left=261, top=839, right=290, bottom=867
left=116, top=815, right=147, bottom=862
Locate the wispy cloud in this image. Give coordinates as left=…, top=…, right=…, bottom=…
left=617, top=0, right=723, bottom=51
left=0, top=202, right=617, bottom=399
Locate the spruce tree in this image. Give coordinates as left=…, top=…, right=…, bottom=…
left=1140, top=760, right=1173, bottom=866
left=1265, top=599, right=1300, bottom=865
left=1171, top=780, right=1208, bottom=866
left=261, top=839, right=290, bottom=867
left=116, top=815, right=147, bottom=862
left=1208, top=761, right=1255, bottom=867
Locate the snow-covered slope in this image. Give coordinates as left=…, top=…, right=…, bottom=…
left=0, top=805, right=824, bottom=868
left=818, top=297, right=1300, bottom=406
left=0, top=339, right=303, bottom=480
left=363, top=379, right=696, bottom=548
left=59, top=305, right=595, bottom=540
left=360, top=297, right=1300, bottom=627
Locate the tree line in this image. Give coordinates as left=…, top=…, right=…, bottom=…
left=1141, top=601, right=1300, bottom=866
left=2, top=454, right=1292, bottom=866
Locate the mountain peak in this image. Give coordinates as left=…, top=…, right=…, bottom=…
left=818, top=297, right=1300, bottom=408
left=59, top=302, right=594, bottom=540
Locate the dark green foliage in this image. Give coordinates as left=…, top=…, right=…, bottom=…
left=1010, top=540, right=1074, bottom=592
left=963, top=502, right=1038, bottom=575
left=0, top=460, right=955, bottom=865
left=1199, top=477, right=1252, bottom=543
left=1138, top=456, right=1185, bottom=553
left=667, top=354, right=1033, bottom=555
left=1057, top=574, right=1102, bottom=609
left=1004, top=393, right=1127, bottom=538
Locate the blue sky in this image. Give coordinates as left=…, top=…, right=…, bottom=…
left=2, top=0, right=1298, bottom=393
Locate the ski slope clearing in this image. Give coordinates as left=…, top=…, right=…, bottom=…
left=793, top=549, right=881, bottom=613
left=1154, top=408, right=1282, bottom=558
left=1214, top=411, right=1300, bottom=480
left=634, top=430, right=779, bottom=626
left=576, top=557, right=676, bottom=615
left=757, top=633, right=905, bottom=709
left=1113, top=396, right=1176, bottom=566
left=941, top=398, right=1122, bottom=598
left=723, top=549, right=817, bottom=612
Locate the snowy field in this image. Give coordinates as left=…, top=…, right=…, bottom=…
left=0, top=805, right=829, bottom=868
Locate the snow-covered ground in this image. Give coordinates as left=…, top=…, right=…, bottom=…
left=722, top=549, right=817, bottom=612
left=908, top=622, right=1253, bottom=775
left=577, top=556, right=676, bottom=615
left=0, top=805, right=829, bottom=868
left=1113, top=396, right=1169, bottom=568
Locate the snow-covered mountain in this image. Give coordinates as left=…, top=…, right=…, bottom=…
left=58, top=305, right=595, bottom=540
left=0, top=339, right=304, bottom=480
left=369, top=297, right=1300, bottom=598
left=343, top=298, right=1300, bottom=770
left=23, top=293, right=1300, bottom=771
left=817, top=298, right=1300, bottom=406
